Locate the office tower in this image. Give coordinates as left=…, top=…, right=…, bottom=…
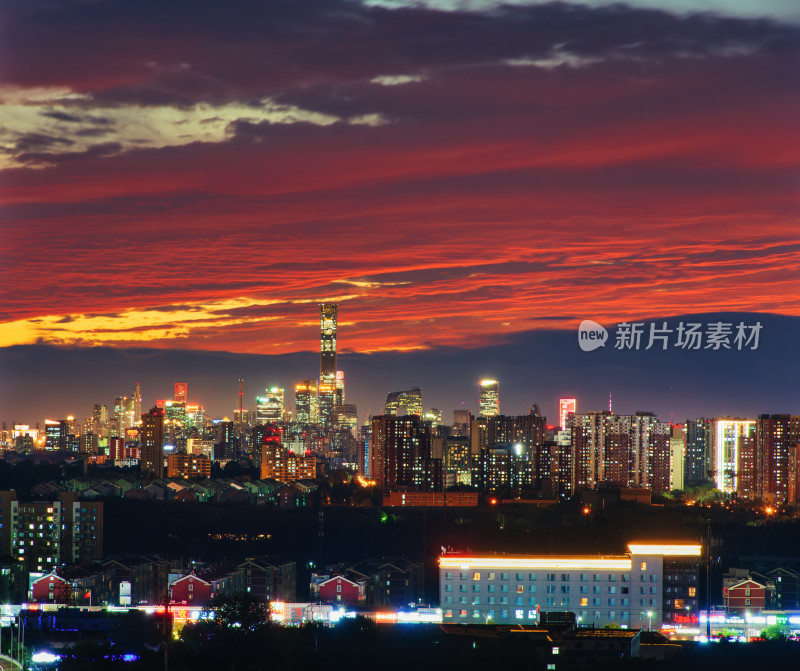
left=320, top=303, right=338, bottom=380
left=470, top=416, right=488, bottom=455
left=92, top=404, right=109, bottom=437
left=423, top=408, right=442, bottom=426
left=256, top=388, right=285, bottom=424
left=216, top=419, right=235, bottom=460
left=140, top=406, right=165, bottom=480
left=479, top=380, right=499, bottom=417
left=44, top=420, right=66, bottom=450
left=453, top=409, right=470, bottom=425
left=295, top=380, right=319, bottom=424
left=384, top=388, right=423, bottom=417
left=163, top=400, right=187, bottom=446
left=371, top=415, right=433, bottom=489
left=174, top=382, right=188, bottom=404
left=132, top=382, right=142, bottom=425
left=559, top=397, right=577, bottom=430
left=684, top=418, right=711, bottom=483
left=336, top=370, right=345, bottom=406
left=711, top=417, right=756, bottom=495
left=318, top=303, right=338, bottom=426
left=757, top=414, right=800, bottom=503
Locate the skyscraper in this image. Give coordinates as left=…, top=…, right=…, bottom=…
left=174, top=382, right=188, bottom=404
left=479, top=380, right=499, bottom=417
left=384, top=388, right=423, bottom=416
left=319, top=303, right=338, bottom=426
left=559, top=397, right=577, bottom=430
left=294, top=380, right=319, bottom=424
left=256, top=388, right=285, bottom=424
left=140, top=406, right=165, bottom=480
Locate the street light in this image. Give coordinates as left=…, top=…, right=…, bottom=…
left=647, top=611, right=653, bottom=632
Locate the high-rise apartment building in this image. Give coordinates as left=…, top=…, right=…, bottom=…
left=684, top=418, right=711, bottom=484
left=371, top=415, right=433, bottom=489
left=479, top=380, right=499, bottom=417
left=711, top=417, right=756, bottom=495
left=757, top=414, right=800, bottom=503
left=0, top=491, right=103, bottom=574
left=570, top=412, right=671, bottom=493
left=384, top=388, right=423, bottom=417
left=140, top=406, right=165, bottom=480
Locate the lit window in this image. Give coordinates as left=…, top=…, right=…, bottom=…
left=640, top=562, right=647, bottom=571
left=473, top=572, right=481, bottom=580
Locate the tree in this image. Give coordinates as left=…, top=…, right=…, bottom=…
left=760, top=624, right=785, bottom=640
left=205, top=591, right=270, bottom=631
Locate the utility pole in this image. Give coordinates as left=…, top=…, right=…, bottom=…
left=318, top=511, right=324, bottom=566
left=706, top=521, right=712, bottom=640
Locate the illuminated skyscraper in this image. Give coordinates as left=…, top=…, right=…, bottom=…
left=559, top=397, right=576, bottom=430
left=320, top=304, right=338, bottom=380
left=256, top=388, right=285, bottom=424
left=319, top=303, right=338, bottom=426
left=174, top=382, right=187, bottom=404
left=479, top=380, right=499, bottom=417
left=132, top=382, right=142, bottom=426
left=385, top=388, right=423, bottom=417
left=140, top=406, right=165, bottom=480
left=711, top=417, right=756, bottom=495
left=295, top=380, right=319, bottom=424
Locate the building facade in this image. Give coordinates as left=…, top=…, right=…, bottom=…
left=439, top=543, right=701, bottom=630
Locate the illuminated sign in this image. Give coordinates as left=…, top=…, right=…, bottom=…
left=627, top=544, right=702, bottom=557
left=439, top=556, right=632, bottom=570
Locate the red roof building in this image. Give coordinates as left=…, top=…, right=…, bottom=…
left=317, top=575, right=364, bottom=606
left=723, top=579, right=767, bottom=614
left=170, top=573, right=212, bottom=606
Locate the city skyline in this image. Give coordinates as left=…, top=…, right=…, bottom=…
left=2, top=310, right=797, bottom=426
left=1, top=1, right=798, bottom=424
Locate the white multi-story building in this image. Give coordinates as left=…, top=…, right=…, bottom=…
left=439, top=543, right=700, bottom=631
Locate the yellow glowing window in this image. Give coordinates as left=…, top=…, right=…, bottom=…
left=640, top=562, right=646, bottom=570
left=517, top=585, right=524, bottom=593
left=473, top=572, right=481, bottom=580
left=688, top=587, right=696, bottom=597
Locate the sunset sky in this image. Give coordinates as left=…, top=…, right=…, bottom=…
left=1, top=0, right=798, bottom=423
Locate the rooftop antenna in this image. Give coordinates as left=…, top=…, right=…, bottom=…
left=608, top=392, right=613, bottom=414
